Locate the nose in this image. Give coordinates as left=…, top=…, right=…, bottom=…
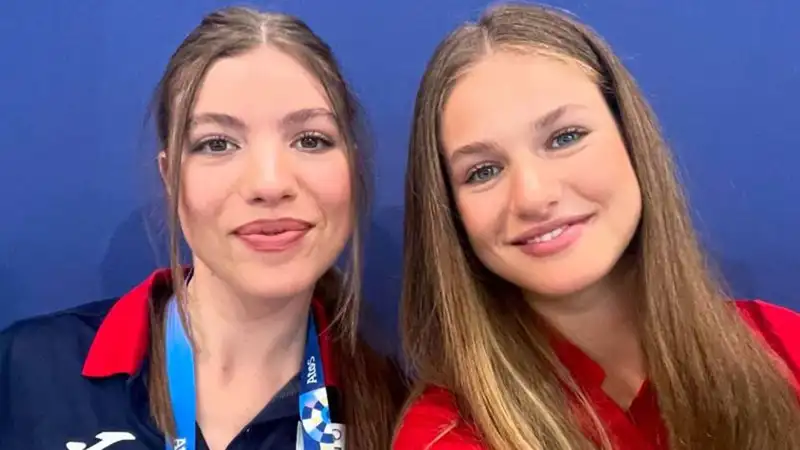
left=508, top=160, right=561, bottom=219
left=239, top=141, right=297, bottom=206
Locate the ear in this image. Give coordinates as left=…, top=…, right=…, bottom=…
left=158, top=150, right=171, bottom=196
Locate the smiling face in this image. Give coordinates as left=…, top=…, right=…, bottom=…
left=171, top=45, right=353, bottom=301
left=440, top=51, right=642, bottom=299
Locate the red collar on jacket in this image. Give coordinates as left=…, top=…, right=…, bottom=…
left=81, top=268, right=338, bottom=386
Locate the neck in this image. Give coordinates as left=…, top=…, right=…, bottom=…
left=183, top=262, right=316, bottom=449
left=527, top=259, right=642, bottom=370
left=185, top=262, right=313, bottom=383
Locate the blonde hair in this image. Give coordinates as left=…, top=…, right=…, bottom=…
left=400, top=3, right=800, bottom=449
left=148, top=7, right=406, bottom=448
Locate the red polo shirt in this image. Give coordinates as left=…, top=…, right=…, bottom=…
left=393, top=300, right=800, bottom=449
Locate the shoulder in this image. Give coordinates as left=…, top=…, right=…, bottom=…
left=0, top=299, right=118, bottom=373
left=393, top=386, right=485, bottom=449
left=734, top=299, right=800, bottom=380
left=0, top=268, right=172, bottom=368
left=735, top=299, right=800, bottom=327
left=0, top=299, right=118, bottom=432
left=0, top=268, right=169, bottom=388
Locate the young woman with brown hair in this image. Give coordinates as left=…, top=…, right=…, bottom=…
left=394, top=3, right=800, bottom=449
left=0, top=7, right=406, bottom=450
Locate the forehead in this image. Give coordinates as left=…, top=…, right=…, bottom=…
left=441, top=52, right=604, bottom=149
left=193, top=45, right=330, bottom=117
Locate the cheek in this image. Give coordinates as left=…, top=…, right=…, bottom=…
left=178, top=161, right=237, bottom=237
left=571, top=136, right=639, bottom=205
left=455, top=188, right=507, bottom=249
left=305, top=155, right=353, bottom=227
left=569, top=136, right=642, bottom=231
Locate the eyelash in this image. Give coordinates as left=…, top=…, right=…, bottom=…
left=465, top=162, right=503, bottom=185
left=291, top=131, right=335, bottom=152
left=548, top=126, right=589, bottom=150
left=190, top=135, right=240, bottom=154
left=462, top=127, right=590, bottom=185
left=189, top=131, right=336, bottom=154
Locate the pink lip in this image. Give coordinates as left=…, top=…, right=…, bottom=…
left=510, top=214, right=593, bottom=258
left=233, top=218, right=313, bottom=252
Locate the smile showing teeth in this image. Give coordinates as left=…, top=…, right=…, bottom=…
left=529, top=225, right=567, bottom=243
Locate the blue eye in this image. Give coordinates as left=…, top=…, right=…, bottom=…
left=466, top=163, right=502, bottom=184
left=292, top=132, right=335, bottom=152
left=549, top=128, right=588, bottom=149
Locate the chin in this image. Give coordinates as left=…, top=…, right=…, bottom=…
left=233, top=263, right=324, bottom=301
left=241, top=279, right=317, bottom=302
left=521, top=277, right=596, bottom=299
left=498, top=262, right=612, bottom=300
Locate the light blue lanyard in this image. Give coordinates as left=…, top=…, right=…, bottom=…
left=164, top=298, right=344, bottom=450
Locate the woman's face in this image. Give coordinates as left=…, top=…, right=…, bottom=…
left=439, top=51, right=641, bottom=299
left=171, top=45, right=352, bottom=301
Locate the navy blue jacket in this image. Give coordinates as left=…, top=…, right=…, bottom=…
left=0, top=269, right=330, bottom=449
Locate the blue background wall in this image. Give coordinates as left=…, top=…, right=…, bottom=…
left=1, top=1, right=798, bottom=344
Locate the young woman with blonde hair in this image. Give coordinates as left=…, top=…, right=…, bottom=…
left=394, top=3, right=800, bottom=449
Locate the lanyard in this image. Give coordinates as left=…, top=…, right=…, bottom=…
left=164, top=298, right=345, bottom=450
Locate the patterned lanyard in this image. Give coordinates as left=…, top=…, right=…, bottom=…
left=164, top=298, right=345, bottom=450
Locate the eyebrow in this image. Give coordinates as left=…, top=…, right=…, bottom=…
left=279, top=108, right=335, bottom=128
left=188, top=108, right=335, bottom=132
left=449, top=141, right=501, bottom=165
left=448, top=103, right=587, bottom=164
left=189, top=112, right=246, bottom=132
left=533, top=103, right=586, bottom=131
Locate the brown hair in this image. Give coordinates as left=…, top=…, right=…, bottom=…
left=400, top=3, right=800, bottom=449
left=147, top=6, right=406, bottom=448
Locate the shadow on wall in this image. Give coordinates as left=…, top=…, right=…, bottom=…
left=712, top=254, right=758, bottom=300
left=361, top=205, right=405, bottom=358
left=99, top=200, right=190, bottom=300
left=0, top=265, right=30, bottom=329
left=711, top=249, right=798, bottom=309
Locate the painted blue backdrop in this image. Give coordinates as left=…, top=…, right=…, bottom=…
left=1, top=1, right=798, bottom=349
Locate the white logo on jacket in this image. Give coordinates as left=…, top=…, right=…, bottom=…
left=65, top=431, right=136, bottom=450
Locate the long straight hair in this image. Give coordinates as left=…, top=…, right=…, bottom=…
left=147, top=7, right=406, bottom=449
left=401, top=3, right=800, bottom=449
